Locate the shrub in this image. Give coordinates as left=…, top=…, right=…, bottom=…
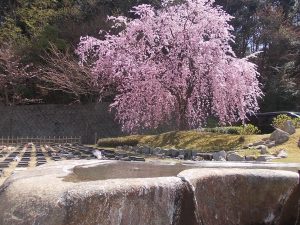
left=238, top=124, right=261, bottom=135
left=203, top=124, right=260, bottom=135
left=203, top=126, right=241, bottom=134
left=293, top=117, right=300, bottom=128
left=97, top=136, right=141, bottom=147
left=272, top=114, right=300, bottom=129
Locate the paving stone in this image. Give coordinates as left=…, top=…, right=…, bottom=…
left=129, top=156, right=146, bottom=161
left=17, top=164, right=28, bottom=168
left=0, top=164, right=9, bottom=168
left=21, top=157, right=30, bottom=160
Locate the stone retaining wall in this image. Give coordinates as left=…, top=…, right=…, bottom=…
left=0, top=103, right=121, bottom=144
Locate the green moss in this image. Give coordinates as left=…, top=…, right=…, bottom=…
left=98, top=130, right=262, bottom=151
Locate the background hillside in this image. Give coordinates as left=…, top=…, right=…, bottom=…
left=0, top=0, right=299, bottom=111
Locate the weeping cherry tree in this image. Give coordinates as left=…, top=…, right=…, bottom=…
left=77, top=0, right=262, bottom=133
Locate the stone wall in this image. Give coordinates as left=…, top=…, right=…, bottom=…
left=0, top=103, right=122, bottom=144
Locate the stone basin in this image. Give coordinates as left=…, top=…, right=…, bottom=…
left=69, top=161, right=195, bottom=181
left=0, top=160, right=299, bottom=225
left=68, top=160, right=300, bottom=181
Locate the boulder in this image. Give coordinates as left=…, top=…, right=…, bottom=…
left=183, top=149, right=193, bottom=159
left=152, top=147, right=162, bottom=155
left=92, top=150, right=102, bottom=159
left=0, top=160, right=194, bottom=225
left=122, top=145, right=129, bottom=150
left=246, top=143, right=254, bottom=148
left=178, top=154, right=185, bottom=160
left=265, top=141, right=276, bottom=148
left=116, top=146, right=123, bottom=150
left=1, top=161, right=299, bottom=225
left=192, top=156, right=204, bottom=161
left=279, top=185, right=300, bottom=224
left=270, top=129, right=290, bottom=145
left=212, top=150, right=227, bottom=161
left=164, top=149, right=172, bottom=157
left=178, top=168, right=299, bottom=225
left=282, top=120, right=296, bottom=135
left=178, top=149, right=186, bottom=158
left=120, top=157, right=131, bottom=161
left=170, top=149, right=180, bottom=158
left=256, top=145, right=269, bottom=154
left=256, top=155, right=280, bottom=162
left=141, top=146, right=151, bottom=155
left=245, top=155, right=256, bottom=161
left=277, top=149, right=288, bottom=158
left=134, top=146, right=142, bottom=154
left=179, top=149, right=187, bottom=159
left=156, top=153, right=165, bottom=159
left=227, top=152, right=245, bottom=161
left=252, top=141, right=265, bottom=146
left=131, top=146, right=137, bottom=152
left=196, top=153, right=213, bottom=161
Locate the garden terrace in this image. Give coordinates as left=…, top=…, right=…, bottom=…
left=0, top=143, right=100, bottom=186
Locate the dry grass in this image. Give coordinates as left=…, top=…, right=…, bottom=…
left=272, top=129, right=300, bottom=163
left=98, top=130, right=267, bottom=152
left=98, top=129, right=300, bottom=162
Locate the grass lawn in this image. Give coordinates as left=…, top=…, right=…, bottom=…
left=98, top=129, right=300, bottom=162
left=272, top=129, right=300, bottom=163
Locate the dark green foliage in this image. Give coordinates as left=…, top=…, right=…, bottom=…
left=272, top=114, right=300, bottom=129
left=97, top=136, right=141, bottom=147
left=203, top=127, right=241, bottom=134
left=0, top=0, right=163, bottom=104
left=0, top=0, right=299, bottom=110
left=216, top=0, right=300, bottom=111
left=203, top=124, right=260, bottom=135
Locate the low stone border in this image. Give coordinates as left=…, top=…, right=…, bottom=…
left=113, top=145, right=288, bottom=162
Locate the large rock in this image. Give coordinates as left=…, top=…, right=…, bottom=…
left=0, top=161, right=299, bottom=225
left=141, top=146, right=151, bottom=154
left=227, top=152, right=245, bottom=161
left=277, top=149, right=288, bottom=158
left=245, top=155, right=256, bottom=161
left=195, top=153, right=213, bottom=161
left=252, top=141, right=265, bottom=146
left=265, top=140, right=276, bottom=148
left=282, top=120, right=296, bottom=135
left=279, top=185, right=300, bottom=224
left=151, top=147, right=162, bottom=155
left=182, top=149, right=193, bottom=159
left=212, top=150, right=227, bottom=161
left=170, top=149, right=180, bottom=157
left=178, top=168, right=299, bottom=225
left=270, top=129, right=290, bottom=145
left=256, top=145, right=269, bottom=154
left=256, top=155, right=280, bottom=162
left=0, top=161, right=195, bottom=225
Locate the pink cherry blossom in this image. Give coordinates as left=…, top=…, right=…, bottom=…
left=77, top=0, right=262, bottom=133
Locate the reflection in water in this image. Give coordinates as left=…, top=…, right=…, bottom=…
left=70, top=161, right=194, bottom=181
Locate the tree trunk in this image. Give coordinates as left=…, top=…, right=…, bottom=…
left=178, top=101, right=189, bottom=130
left=179, top=115, right=188, bottom=130
left=4, top=87, right=9, bottom=106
